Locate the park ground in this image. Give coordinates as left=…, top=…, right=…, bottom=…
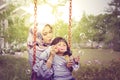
left=0, top=48, right=120, bottom=80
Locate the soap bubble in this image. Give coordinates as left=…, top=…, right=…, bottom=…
left=26, top=69, right=31, bottom=75
left=78, top=50, right=84, bottom=56
left=79, top=33, right=86, bottom=40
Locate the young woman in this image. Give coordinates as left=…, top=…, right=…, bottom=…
left=27, top=24, right=54, bottom=80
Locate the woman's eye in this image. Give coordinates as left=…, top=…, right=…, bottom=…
left=49, top=30, right=52, bottom=33
left=43, top=33, right=47, bottom=36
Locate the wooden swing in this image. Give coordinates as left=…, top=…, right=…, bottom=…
left=32, top=0, right=72, bottom=79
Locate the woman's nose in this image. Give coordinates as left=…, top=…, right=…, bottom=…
left=47, top=33, right=52, bottom=38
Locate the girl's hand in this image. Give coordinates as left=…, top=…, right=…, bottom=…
left=66, top=59, right=74, bottom=68
left=50, top=45, right=58, bottom=57
left=74, top=56, right=80, bottom=63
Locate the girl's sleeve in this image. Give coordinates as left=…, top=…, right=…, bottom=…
left=72, top=61, right=80, bottom=71
left=33, top=47, right=53, bottom=78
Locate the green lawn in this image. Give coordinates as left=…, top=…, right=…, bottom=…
left=22, top=49, right=120, bottom=65
left=72, top=49, right=120, bottom=65
left=0, top=55, right=31, bottom=80
left=0, top=49, right=120, bottom=80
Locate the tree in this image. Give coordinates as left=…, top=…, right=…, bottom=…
left=72, top=12, right=114, bottom=49
left=0, top=2, right=30, bottom=50
left=53, top=20, right=68, bottom=40
left=72, top=13, right=98, bottom=43
left=107, top=0, right=120, bottom=51
left=5, top=16, right=29, bottom=45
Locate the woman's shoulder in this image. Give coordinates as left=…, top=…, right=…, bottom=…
left=39, top=46, right=51, bottom=60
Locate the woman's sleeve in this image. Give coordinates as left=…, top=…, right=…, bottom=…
left=33, top=60, right=53, bottom=78
left=33, top=47, right=53, bottom=78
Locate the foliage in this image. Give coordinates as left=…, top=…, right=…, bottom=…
left=72, top=13, right=111, bottom=43
left=0, top=3, right=30, bottom=49
left=107, top=0, right=120, bottom=51
left=4, top=16, right=29, bottom=44
left=72, top=13, right=97, bottom=43
left=72, top=11, right=120, bottom=50
left=53, top=20, right=68, bottom=40
left=0, top=4, right=16, bottom=20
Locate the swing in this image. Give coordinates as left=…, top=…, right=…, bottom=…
left=32, top=0, right=72, bottom=79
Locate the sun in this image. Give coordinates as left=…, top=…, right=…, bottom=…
left=24, top=1, right=70, bottom=25
left=28, top=4, right=55, bottom=24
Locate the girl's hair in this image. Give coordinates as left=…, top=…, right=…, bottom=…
left=50, top=37, right=72, bottom=56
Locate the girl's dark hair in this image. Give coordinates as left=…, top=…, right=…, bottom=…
left=51, top=37, right=72, bottom=56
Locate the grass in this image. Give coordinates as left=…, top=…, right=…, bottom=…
left=0, top=49, right=120, bottom=80
left=72, top=48, right=120, bottom=65
left=0, top=55, right=31, bottom=80
left=73, top=60, right=120, bottom=80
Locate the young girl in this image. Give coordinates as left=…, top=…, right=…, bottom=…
left=51, top=37, right=80, bottom=80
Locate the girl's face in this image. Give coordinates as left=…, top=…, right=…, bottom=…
left=56, top=41, right=67, bottom=54
left=42, top=26, right=53, bottom=44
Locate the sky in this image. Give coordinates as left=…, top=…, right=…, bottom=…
left=26, top=0, right=112, bottom=24
left=72, top=0, right=112, bottom=20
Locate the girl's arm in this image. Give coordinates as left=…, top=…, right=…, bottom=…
left=72, top=56, right=80, bottom=71
left=66, top=56, right=80, bottom=71
left=46, top=45, right=58, bottom=68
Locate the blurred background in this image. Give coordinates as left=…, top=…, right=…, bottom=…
left=0, top=0, right=120, bottom=80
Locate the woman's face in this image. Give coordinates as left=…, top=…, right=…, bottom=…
left=56, top=41, right=67, bottom=54
left=41, top=26, right=53, bottom=44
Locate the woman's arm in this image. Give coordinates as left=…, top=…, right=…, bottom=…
left=33, top=47, right=54, bottom=78
left=46, top=54, right=54, bottom=68
left=33, top=46, right=57, bottom=78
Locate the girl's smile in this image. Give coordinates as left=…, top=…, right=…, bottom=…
left=56, top=41, right=67, bottom=55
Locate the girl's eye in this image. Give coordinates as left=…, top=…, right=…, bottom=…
left=63, top=44, right=66, bottom=46
left=58, top=44, right=61, bottom=46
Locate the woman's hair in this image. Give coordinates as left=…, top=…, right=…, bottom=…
left=37, top=24, right=53, bottom=39
left=44, top=24, right=53, bottom=33
left=50, top=37, right=72, bottom=56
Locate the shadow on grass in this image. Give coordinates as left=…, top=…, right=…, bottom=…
left=0, top=55, right=31, bottom=80
left=73, top=60, right=120, bottom=80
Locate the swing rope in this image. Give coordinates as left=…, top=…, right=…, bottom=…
left=32, top=0, right=37, bottom=80
left=33, top=0, right=37, bottom=66
left=32, top=0, right=72, bottom=79
left=33, top=0, right=72, bottom=65
left=68, top=0, right=72, bottom=48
